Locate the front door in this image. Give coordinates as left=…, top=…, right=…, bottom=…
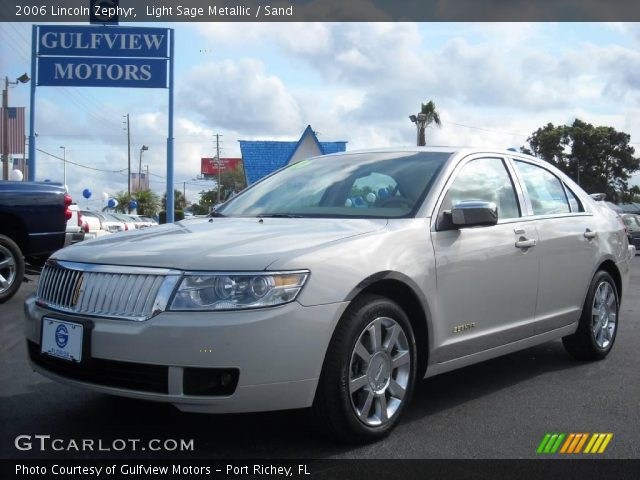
left=431, top=156, right=540, bottom=363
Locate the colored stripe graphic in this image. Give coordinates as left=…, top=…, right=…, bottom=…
left=537, top=433, right=565, bottom=454
left=538, top=433, right=613, bottom=454
left=584, top=433, right=613, bottom=454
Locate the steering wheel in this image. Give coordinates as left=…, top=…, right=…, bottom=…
left=378, top=196, right=413, bottom=208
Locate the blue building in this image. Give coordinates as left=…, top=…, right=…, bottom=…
left=239, top=125, right=347, bottom=185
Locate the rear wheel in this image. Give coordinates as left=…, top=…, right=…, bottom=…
left=0, top=234, right=25, bottom=303
left=563, top=270, right=619, bottom=360
left=313, top=294, right=417, bottom=443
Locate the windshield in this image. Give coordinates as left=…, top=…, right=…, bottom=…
left=218, top=151, right=451, bottom=218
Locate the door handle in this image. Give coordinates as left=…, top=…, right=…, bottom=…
left=515, top=238, right=537, bottom=249
left=584, top=229, right=597, bottom=239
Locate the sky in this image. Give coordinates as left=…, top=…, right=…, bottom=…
left=0, top=21, right=639, bottom=208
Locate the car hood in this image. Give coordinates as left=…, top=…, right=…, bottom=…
left=53, top=217, right=388, bottom=270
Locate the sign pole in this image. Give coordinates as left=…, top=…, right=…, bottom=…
left=28, top=25, right=37, bottom=181
left=166, top=28, right=175, bottom=223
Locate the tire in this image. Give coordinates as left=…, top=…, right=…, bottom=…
left=562, top=271, right=619, bottom=361
left=0, top=234, right=25, bottom=304
left=313, top=294, right=417, bottom=443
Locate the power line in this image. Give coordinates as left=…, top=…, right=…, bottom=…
left=36, top=148, right=128, bottom=173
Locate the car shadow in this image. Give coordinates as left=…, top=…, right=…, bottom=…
left=405, top=339, right=581, bottom=422
left=1, top=338, right=587, bottom=459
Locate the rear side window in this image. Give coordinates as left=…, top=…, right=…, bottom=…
left=514, top=161, right=570, bottom=215
left=564, top=185, right=584, bottom=213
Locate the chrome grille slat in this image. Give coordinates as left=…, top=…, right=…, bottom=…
left=54, top=269, right=65, bottom=306
left=36, top=263, right=173, bottom=321
left=125, top=276, right=145, bottom=314
left=142, top=276, right=163, bottom=314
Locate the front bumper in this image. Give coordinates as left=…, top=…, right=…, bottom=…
left=24, top=296, right=348, bottom=413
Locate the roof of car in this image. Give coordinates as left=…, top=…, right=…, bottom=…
left=315, top=146, right=538, bottom=159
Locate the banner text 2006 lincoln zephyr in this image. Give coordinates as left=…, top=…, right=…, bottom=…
left=25, top=148, right=634, bottom=442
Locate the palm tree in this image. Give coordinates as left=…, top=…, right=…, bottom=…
left=410, top=101, right=442, bottom=146
left=112, top=191, right=132, bottom=213
left=162, top=189, right=187, bottom=211
left=135, top=189, right=160, bottom=216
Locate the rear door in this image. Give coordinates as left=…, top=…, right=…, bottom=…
left=431, top=155, right=540, bottom=362
left=511, top=159, right=599, bottom=334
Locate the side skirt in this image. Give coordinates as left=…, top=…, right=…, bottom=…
left=423, top=323, right=578, bottom=379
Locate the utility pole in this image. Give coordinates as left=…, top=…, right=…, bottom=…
left=183, top=181, right=186, bottom=204
left=124, top=113, right=131, bottom=198
left=215, top=133, right=222, bottom=203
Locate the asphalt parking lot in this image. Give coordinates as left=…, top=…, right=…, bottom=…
left=1, top=260, right=639, bottom=459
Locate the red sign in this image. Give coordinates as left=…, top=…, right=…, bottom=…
left=201, top=157, right=242, bottom=175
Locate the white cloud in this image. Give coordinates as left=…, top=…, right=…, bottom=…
left=179, top=59, right=302, bottom=135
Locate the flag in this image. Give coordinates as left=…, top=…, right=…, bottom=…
left=131, top=172, right=149, bottom=192
left=0, top=107, right=25, bottom=155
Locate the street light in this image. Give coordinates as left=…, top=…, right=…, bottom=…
left=59, top=146, right=66, bottom=190
left=2, top=73, right=30, bottom=180
left=138, top=145, right=149, bottom=191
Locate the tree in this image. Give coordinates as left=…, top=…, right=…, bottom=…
left=110, top=190, right=160, bottom=215
left=193, top=164, right=248, bottom=214
left=524, top=119, right=639, bottom=202
left=112, top=191, right=132, bottom=214
left=162, top=189, right=187, bottom=211
left=134, top=189, right=160, bottom=216
left=411, top=101, right=442, bottom=146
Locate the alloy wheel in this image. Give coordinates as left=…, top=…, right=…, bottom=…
left=592, top=281, right=617, bottom=349
left=0, top=245, right=17, bottom=295
left=349, top=316, right=411, bottom=427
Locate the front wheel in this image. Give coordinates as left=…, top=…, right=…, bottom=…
left=0, top=234, right=25, bottom=303
left=313, top=294, right=417, bottom=443
left=563, top=270, right=619, bottom=360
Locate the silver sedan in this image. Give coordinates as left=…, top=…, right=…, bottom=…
left=24, top=148, right=634, bottom=442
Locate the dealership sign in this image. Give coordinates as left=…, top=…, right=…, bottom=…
left=201, top=158, right=243, bottom=176
left=36, top=25, right=169, bottom=88
left=29, top=24, right=178, bottom=223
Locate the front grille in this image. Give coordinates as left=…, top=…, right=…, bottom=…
left=28, top=341, right=169, bottom=394
left=36, top=261, right=179, bottom=321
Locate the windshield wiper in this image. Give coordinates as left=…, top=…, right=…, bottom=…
left=256, top=213, right=304, bottom=218
left=208, top=211, right=226, bottom=217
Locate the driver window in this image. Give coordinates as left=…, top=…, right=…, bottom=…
left=439, top=157, right=520, bottom=223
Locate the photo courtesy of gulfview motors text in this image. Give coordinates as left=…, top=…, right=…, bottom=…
left=1, top=1, right=640, bottom=479
left=15, top=463, right=310, bottom=476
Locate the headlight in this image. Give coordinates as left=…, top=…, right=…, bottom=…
left=168, top=271, right=309, bottom=311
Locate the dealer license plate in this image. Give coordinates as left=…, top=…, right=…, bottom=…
left=41, top=318, right=83, bottom=362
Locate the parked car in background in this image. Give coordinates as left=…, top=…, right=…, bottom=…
left=25, top=148, right=635, bottom=442
left=128, top=214, right=157, bottom=228
left=80, top=211, right=113, bottom=239
left=125, top=214, right=146, bottom=229
left=110, top=213, right=136, bottom=231
left=140, top=216, right=158, bottom=227
left=65, top=205, right=86, bottom=246
left=621, top=214, right=640, bottom=251
left=0, top=181, right=70, bottom=302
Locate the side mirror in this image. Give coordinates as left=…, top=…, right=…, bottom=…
left=451, top=201, right=498, bottom=228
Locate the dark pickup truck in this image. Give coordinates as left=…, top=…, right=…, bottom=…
left=0, top=181, right=70, bottom=302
